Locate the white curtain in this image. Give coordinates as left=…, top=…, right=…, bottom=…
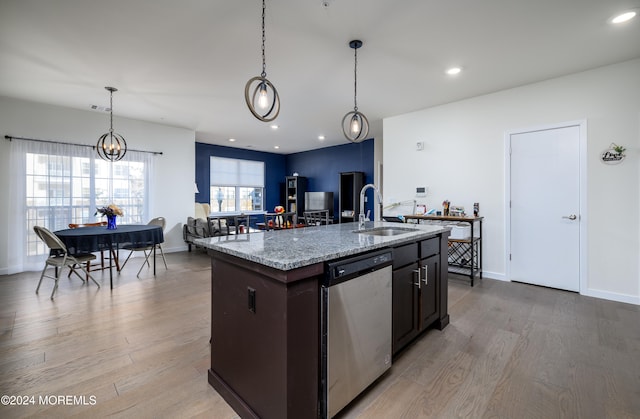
left=6, top=139, right=154, bottom=274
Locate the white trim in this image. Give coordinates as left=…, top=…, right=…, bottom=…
left=582, top=288, right=640, bottom=306
left=504, top=120, right=588, bottom=294
left=481, top=271, right=508, bottom=281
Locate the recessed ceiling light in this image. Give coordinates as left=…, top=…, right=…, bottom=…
left=611, top=11, right=637, bottom=24
left=446, top=67, right=462, bottom=75
left=274, top=145, right=280, bottom=149
left=228, top=138, right=236, bottom=142
left=318, top=135, right=325, bottom=141
left=270, top=124, right=279, bottom=129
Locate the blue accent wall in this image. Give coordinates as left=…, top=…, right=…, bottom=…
left=285, top=139, right=375, bottom=219
left=195, top=143, right=286, bottom=213
left=195, top=139, right=374, bottom=221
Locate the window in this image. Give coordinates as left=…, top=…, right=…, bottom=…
left=210, top=157, right=264, bottom=213
left=8, top=138, right=154, bottom=272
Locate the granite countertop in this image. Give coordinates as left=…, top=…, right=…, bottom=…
left=195, top=221, right=450, bottom=271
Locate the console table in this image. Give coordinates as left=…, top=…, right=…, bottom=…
left=404, top=215, right=483, bottom=286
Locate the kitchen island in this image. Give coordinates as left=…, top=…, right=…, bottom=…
left=197, top=221, right=450, bottom=419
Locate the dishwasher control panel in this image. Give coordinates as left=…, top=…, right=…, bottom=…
left=325, top=249, right=393, bottom=285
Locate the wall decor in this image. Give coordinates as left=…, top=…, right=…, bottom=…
left=600, top=143, right=626, bottom=165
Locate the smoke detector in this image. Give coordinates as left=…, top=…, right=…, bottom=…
left=90, top=104, right=111, bottom=112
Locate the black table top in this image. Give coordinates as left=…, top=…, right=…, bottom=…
left=55, top=224, right=163, bottom=253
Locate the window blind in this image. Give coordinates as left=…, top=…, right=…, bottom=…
left=210, top=157, right=264, bottom=187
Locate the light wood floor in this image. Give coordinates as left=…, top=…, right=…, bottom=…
left=1, top=252, right=638, bottom=418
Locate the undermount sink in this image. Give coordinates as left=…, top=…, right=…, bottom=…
left=355, top=227, right=418, bottom=236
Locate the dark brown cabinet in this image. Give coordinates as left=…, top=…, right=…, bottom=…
left=392, top=237, right=443, bottom=355
left=207, top=229, right=449, bottom=418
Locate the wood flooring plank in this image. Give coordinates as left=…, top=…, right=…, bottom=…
left=350, top=376, right=426, bottom=419
left=437, top=328, right=519, bottom=418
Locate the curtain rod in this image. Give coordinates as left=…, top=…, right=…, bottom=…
left=4, top=135, right=163, bottom=156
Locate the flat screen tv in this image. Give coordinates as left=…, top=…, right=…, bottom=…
left=305, top=192, right=334, bottom=218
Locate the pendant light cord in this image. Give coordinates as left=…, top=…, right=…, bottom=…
left=353, top=46, right=358, bottom=112
left=109, top=89, right=114, bottom=133
left=261, top=0, right=267, bottom=78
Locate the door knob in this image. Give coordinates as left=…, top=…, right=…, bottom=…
left=562, top=214, right=577, bottom=220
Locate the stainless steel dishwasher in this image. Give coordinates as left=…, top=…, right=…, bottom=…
left=321, top=249, right=393, bottom=418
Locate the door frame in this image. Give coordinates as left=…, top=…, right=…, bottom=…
left=504, top=120, right=588, bottom=293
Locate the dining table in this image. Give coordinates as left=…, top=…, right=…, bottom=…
left=54, top=224, right=164, bottom=289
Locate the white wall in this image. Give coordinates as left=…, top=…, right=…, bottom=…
left=383, top=59, right=640, bottom=305
left=0, top=96, right=195, bottom=273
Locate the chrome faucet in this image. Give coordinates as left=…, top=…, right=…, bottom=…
left=359, top=183, right=383, bottom=228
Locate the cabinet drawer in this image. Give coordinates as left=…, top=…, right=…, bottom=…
left=420, top=237, right=439, bottom=259
left=392, top=242, right=418, bottom=269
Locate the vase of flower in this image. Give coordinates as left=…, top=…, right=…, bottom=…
left=96, top=204, right=123, bottom=230
left=106, top=214, right=117, bottom=230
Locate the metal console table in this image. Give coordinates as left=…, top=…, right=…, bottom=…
left=404, top=215, right=483, bottom=286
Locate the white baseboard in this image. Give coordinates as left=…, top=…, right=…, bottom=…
left=481, top=271, right=507, bottom=281
left=581, top=288, right=640, bottom=305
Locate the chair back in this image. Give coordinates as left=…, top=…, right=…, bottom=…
left=69, top=221, right=107, bottom=229
left=303, top=210, right=330, bottom=226
left=148, top=217, right=166, bottom=231
left=33, top=225, right=67, bottom=253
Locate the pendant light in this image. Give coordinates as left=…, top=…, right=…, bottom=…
left=342, top=40, right=369, bottom=143
left=96, top=86, right=127, bottom=161
left=244, top=0, right=280, bottom=122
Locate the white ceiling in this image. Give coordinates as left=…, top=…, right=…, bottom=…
left=1, top=0, right=639, bottom=154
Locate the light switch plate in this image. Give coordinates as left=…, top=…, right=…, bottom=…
left=416, top=141, right=424, bottom=151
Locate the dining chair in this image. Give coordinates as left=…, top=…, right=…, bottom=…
left=120, top=217, right=168, bottom=277
left=33, top=226, right=100, bottom=299
left=264, top=212, right=297, bottom=230
left=303, top=210, right=330, bottom=226
left=68, top=221, right=120, bottom=272
left=232, top=214, right=251, bottom=234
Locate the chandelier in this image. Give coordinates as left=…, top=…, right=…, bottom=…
left=342, top=40, right=369, bottom=143
left=96, top=86, right=127, bottom=161
left=244, top=0, right=280, bottom=122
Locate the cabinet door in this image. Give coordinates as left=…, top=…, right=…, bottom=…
left=419, top=254, right=439, bottom=330
left=392, top=264, right=419, bottom=354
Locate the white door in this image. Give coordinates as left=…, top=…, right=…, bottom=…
left=509, top=124, right=581, bottom=291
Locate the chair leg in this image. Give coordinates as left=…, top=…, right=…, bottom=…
left=75, top=264, right=100, bottom=289
left=144, top=250, right=151, bottom=268
left=158, top=244, right=168, bottom=269
left=36, top=265, right=47, bottom=294
left=50, top=265, right=61, bottom=300
left=111, top=249, right=121, bottom=271
left=136, top=250, right=152, bottom=277
left=69, top=266, right=87, bottom=282
left=120, top=250, right=135, bottom=270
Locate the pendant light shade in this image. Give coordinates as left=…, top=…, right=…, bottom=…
left=96, top=87, right=127, bottom=162
left=342, top=40, right=369, bottom=143
left=244, top=0, right=280, bottom=122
